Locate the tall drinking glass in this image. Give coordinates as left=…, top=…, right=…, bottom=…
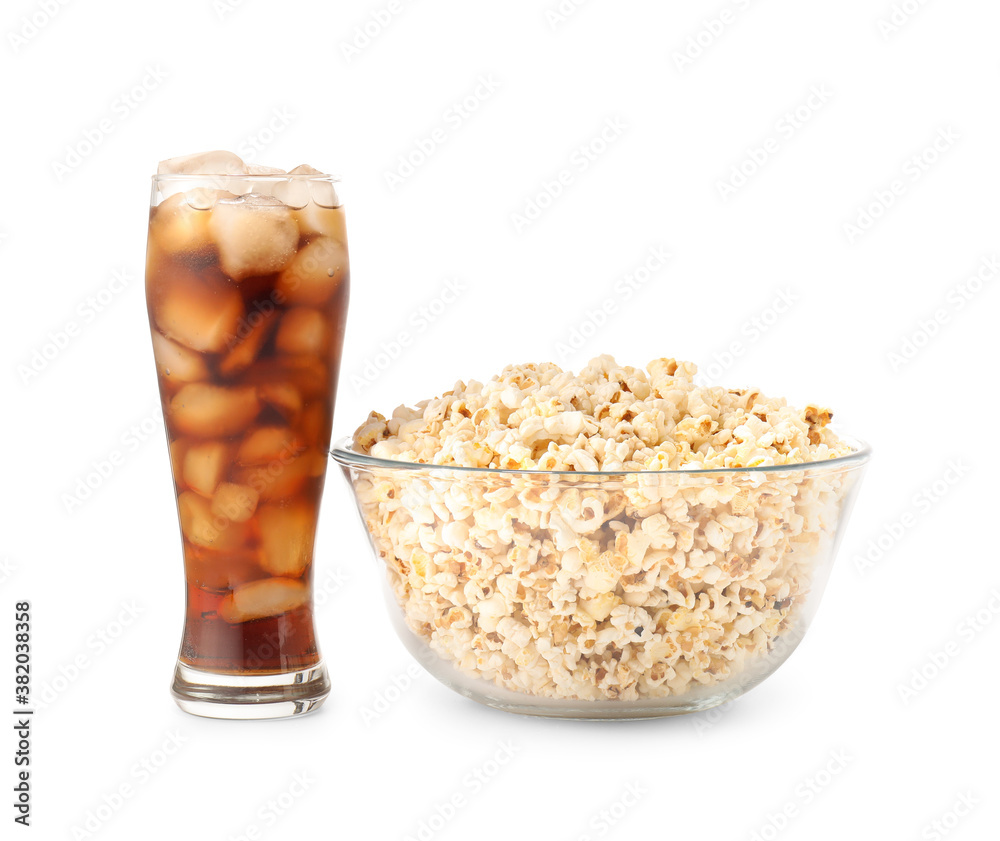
left=145, top=165, right=349, bottom=718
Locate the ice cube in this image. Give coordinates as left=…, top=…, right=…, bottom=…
left=184, top=543, right=260, bottom=593
left=275, top=308, right=329, bottom=357
left=218, top=310, right=277, bottom=377
left=150, top=268, right=245, bottom=353
left=250, top=357, right=329, bottom=398
left=182, top=440, right=233, bottom=497
left=287, top=357, right=331, bottom=397
left=149, top=191, right=219, bottom=255
left=258, top=382, right=303, bottom=422
left=287, top=165, right=340, bottom=208
left=210, top=482, right=259, bottom=523
left=246, top=165, right=287, bottom=198
left=258, top=501, right=316, bottom=577
left=271, top=179, right=310, bottom=210
left=169, top=384, right=260, bottom=437
left=218, top=578, right=309, bottom=623
left=156, top=153, right=249, bottom=201
left=151, top=332, right=210, bottom=387
left=157, top=150, right=248, bottom=175
left=292, top=203, right=347, bottom=241
left=276, top=237, right=348, bottom=306
left=237, top=426, right=302, bottom=465
left=178, top=490, right=250, bottom=551
left=234, top=448, right=323, bottom=500
left=311, top=182, right=339, bottom=208
left=275, top=165, right=325, bottom=211
left=208, top=194, right=299, bottom=281
left=184, top=188, right=230, bottom=211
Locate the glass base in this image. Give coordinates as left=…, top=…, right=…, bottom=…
left=172, top=661, right=330, bottom=720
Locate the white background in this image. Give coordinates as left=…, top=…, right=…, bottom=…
left=2, top=0, right=998, bottom=838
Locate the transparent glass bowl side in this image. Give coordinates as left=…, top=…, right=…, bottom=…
left=332, top=442, right=870, bottom=718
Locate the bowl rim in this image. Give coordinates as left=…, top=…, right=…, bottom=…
left=329, top=434, right=872, bottom=477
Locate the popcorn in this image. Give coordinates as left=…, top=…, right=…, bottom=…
left=347, top=356, right=860, bottom=703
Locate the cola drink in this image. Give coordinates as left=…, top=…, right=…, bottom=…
left=145, top=152, right=348, bottom=718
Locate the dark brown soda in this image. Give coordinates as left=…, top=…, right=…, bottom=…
left=145, top=194, right=349, bottom=675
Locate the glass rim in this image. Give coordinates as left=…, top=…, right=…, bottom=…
left=330, top=435, right=872, bottom=478
left=151, top=173, right=342, bottom=184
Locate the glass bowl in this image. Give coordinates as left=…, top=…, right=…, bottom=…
left=331, top=438, right=870, bottom=719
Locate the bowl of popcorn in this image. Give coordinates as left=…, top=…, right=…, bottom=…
left=332, top=356, right=869, bottom=719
